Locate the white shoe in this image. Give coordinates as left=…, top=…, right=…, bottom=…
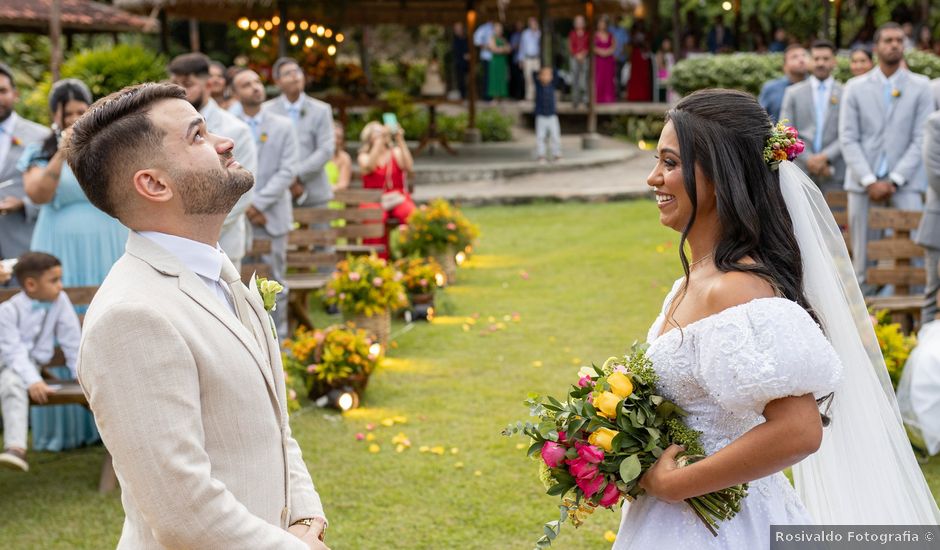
left=0, top=449, right=28, bottom=472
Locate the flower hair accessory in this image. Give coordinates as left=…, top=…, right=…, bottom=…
left=763, top=120, right=804, bottom=170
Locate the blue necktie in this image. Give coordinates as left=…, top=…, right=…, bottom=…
left=31, top=300, right=52, bottom=312
left=287, top=105, right=300, bottom=125
left=247, top=117, right=261, bottom=143
left=814, top=82, right=827, bottom=154
left=876, top=79, right=893, bottom=178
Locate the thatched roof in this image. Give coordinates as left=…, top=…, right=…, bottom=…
left=113, top=0, right=630, bottom=26
left=0, top=0, right=157, bottom=33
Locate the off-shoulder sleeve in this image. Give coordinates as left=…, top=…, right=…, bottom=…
left=16, top=142, right=46, bottom=173
left=695, top=298, right=844, bottom=417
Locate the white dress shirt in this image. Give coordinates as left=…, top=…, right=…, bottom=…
left=0, top=290, right=81, bottom=386
left=138, top=231, right=237, bottom=316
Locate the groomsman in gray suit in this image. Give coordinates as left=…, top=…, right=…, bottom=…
left=232, top=68, right=297, bottom=339
left=780, top=39, right=844, bottom=193
left=839, top=22, right=935, bottom=293
left=916, top=111, right=940, bottom=321
left=263, top=58, right=334, bottom=208
left=169, top=53, right=258, bottom=270
left=931, top=78, right=940, bottom=108
left=0, top=63, right=52, bottom=264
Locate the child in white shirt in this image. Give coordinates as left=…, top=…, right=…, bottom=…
left=0, top=252, right=80, bottom=471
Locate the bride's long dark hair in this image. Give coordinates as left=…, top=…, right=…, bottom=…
left=666, top=88, right=816, bottom=321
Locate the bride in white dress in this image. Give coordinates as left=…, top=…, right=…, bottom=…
left=613, top=89, right=939, bottom=549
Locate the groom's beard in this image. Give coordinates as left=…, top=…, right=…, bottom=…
left=174, top=164, right=254, bottom=216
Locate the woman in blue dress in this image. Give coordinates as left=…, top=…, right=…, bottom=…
left=19, top=79, right=128, bottom=451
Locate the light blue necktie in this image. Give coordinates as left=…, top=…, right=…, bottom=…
left=814, top=81, right=827, bottom=154
left=247, top=117, right=261, bottom=143
left=875, top=79, right=893, bottom=178
left=287, top=105, right=300, bottom=125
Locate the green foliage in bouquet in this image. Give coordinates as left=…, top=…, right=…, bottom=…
left=397, top=199, right=480, bottom=257
left=872, top=309, right=917, bottom=389
left=503, top=344, right=746, bottom=548
left=323, top=255, right=408, bottom=317
left=394, top=256, right=447, bottom=294
left=283, top=325, right=382, bottom=392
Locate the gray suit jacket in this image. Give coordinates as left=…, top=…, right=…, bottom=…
left=916, top=111, right=940, bottom=248
left=263, top=94, right=334, bottom=205
left=79, top=232, right=324, bottom=549
left=780, top=78, right=845, bottom=187
left=0, top=114, right=51, bottom=259
left=202, top=99, right=258, bottom=262
left=244, top=111, right=297, bottom=237
left=839, top=67, right=935, bottom=193
left=931, top=78, right=940, bottom=109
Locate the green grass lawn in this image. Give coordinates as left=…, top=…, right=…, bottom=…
left=3, top=200, right=940, bottom=549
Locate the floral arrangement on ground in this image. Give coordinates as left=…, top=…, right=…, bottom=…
left=323, top=254, right=408, bottom=317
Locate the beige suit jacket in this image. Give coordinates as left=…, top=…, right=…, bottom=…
left=78, top=232, right=324, bottom=549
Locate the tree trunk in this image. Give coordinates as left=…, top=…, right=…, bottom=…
left=50, top=0, right=62, bottom=82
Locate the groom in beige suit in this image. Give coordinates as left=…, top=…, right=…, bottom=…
left=65, top=82, right=329, bottom=549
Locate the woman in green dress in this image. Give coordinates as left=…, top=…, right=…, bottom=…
left=487, top=22, right=512, bottom=100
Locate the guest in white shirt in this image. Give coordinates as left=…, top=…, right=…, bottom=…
left=0, top=252, right=81, bottom=472
left=519, top=17, right=542, bottom=101
left=168, top=53, right=258, bottom=271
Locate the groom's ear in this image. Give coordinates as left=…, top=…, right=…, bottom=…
left=132, top=168, right=174, bottom=205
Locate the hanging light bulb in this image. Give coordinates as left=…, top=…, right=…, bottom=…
left=250, top=36, right=260, bottom=48
left=249, top=20, right=259, bottom=31
left=324, top=28, right=333, bottom=38
left=263, top=20, right=273, bottom=31
left=327, top=45, right=337, bottom=56
left=299, top=20, right=309, bottom=30
left=256, top=28, right=265, bottom=38
left=237, top=17, right=250, bottom=30
left=286, top=20, right=296, bottom=31
left=336, top=33, right=344, bottom=43
left=271, top=15, right=281, bottom=25
left=316, top=26, right=325, bottom=37
left=289, top=33, right=299, bottom=46
left=304, top=37, right=314, bottom=48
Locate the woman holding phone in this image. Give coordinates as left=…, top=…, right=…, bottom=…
left=358, top=119, right=415, bottom=258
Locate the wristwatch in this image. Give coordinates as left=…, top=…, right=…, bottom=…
left=291, top=518, right=326, bottom=541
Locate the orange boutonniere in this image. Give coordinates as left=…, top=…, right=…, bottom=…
left=830, top=95, right=838, bottom=105
left=892, top=89, right=901, bottom=98
left=11, top=136, right=21, bottom=146
left=259, top=132, right=268, bottom=143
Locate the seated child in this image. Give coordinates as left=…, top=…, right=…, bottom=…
left=0, top=252, right=80, bottom=471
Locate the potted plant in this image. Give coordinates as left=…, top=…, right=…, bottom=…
left=395, top=256, right=447, bottom=303
left=322, top=254, right=408, bottom=346
left=397, top=199, right=479, bottom=283
left=283, top=325, right=383, bottom=400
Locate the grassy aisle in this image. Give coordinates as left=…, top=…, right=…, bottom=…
left=4, top=200, right=940, bottom=549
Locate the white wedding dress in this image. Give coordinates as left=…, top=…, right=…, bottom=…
left=613, top=279, right=844, bottom=550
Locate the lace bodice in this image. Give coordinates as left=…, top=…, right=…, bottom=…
left=646, top=280, right=844, bottom=455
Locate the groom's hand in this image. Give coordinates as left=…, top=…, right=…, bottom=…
left=289, top=520, right=329, bottom=549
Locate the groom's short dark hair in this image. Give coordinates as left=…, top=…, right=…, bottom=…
left=810, top=40, right=836, bottom=53
left=67, top=82, right=186, bottom=218
left=874, top=22, right=903, bottom=43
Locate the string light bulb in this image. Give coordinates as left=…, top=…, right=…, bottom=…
left=304, top=37, right=314, bottom=48
left=263, top=20, right=273, bottom=31
left=316, top=26, right=325, bottom=37
left=256, top=28, right=265, bottom=38
left=271, top=15, right=281, bottom=25
left=290, top=33, right=299, bottom=46
left=336, top=33, right=344, bottom=43
left=249, top=20, right=259, bottom=30
left=250, top=36, right=260, bottom=48
left=324, top=28, right=333, bottom=38
left=286, top=21, right=296, bottom=31
left=237, top=17, right=250, bottom=30
left=299, top=21, right=309, bottom=30
left=327, top=45, right=337, bottom=56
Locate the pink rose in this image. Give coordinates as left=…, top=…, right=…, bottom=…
left=598, top=478, right=621, bottom=507
left=373, top=277, right=384, bottom=287
left=326, top=288, right=336, bottom=297
left=575, top=441, right=605, bottom=464
left=557, top=431, right=567, bottom=443
left=575, top=470, right=605, bottom=498
left=578, top=375, right=593, bottom=388
left=566, top=457, right=599, bottom=482
left=349, top=272, right=361, bottom=282
left=338, top=293, right=346, bottom=300
left=419, top=278, right=428, bottom=287
left=314, top=331, right=325, bottom=343
left=446, top=222, right=457, bottom=230
left=306, top=364, right=318, bottom=373
left=394, top=272, right=403, bottom=281
left=355, top=433, right=365, bottom=441
left=540, top=441, right=566, bottom=468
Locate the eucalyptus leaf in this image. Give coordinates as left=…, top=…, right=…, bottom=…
left=619, top=454, right=642, bottom=483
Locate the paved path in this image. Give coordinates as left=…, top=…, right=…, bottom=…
left=413, top=142, right=656, bottom=206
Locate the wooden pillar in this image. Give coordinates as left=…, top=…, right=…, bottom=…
left=359, top=26, right=372, bottom=86
left=112, top=32, right=119, bottom=46
left=537, top=0, right=549, bottom=67
left=671, top=0, right=680, bottom=63
left=277, top=1, right=288, bottom=58
left=834, top=0, right=843, bottom=48
left=159, top=9, right=169, bottom=54
left=65, top=31, right=74, bottom=52
left=50, top=0, right=62, bottom=82
left=583, top=0, right=599, bottom=148
left=188, top=18, right=200, bottom=52
left=464, top=1, right=481, bottom=143
left=732, top=0, right=741, bottom=49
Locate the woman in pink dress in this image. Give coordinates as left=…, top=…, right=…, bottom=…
left=594, top=16, right=617, bottom=104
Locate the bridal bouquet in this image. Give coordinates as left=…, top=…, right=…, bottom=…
left=503, top=344, right=747, bottom=548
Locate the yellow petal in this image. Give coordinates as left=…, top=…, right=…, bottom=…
left=604, top=530, right=617, bottom=543
left=368, top=444, right=380, bottom=453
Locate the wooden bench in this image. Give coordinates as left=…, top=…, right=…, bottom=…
left=241, top=238, right=272, bottom=284
left=286, top=188, right=385, bottom=331
left=824, top=190, right=850, bottom=255
left=864, top=207, right=925, bottom=333
left=0, top=286, right=117, bottom=493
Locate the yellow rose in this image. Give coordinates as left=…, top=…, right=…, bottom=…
left=594, top=391, right=622, bottom=419
left=588, top=427, right=619, bottom=452
left=606, top=372, right=634, bottom=398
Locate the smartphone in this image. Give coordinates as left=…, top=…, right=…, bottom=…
left=0, top=258, right=17, bottom=271
left=382, top=112, right=399, bottom=133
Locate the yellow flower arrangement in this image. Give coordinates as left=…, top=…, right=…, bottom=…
left=872, top=310, right=916, bottom=389
left=322, top=254, right=408, bottom=317
left=394, top=256, right=447, bottom=294
left=397, top=199, right=480, bottom=257
left=282, top=325, right=383, bottom=397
